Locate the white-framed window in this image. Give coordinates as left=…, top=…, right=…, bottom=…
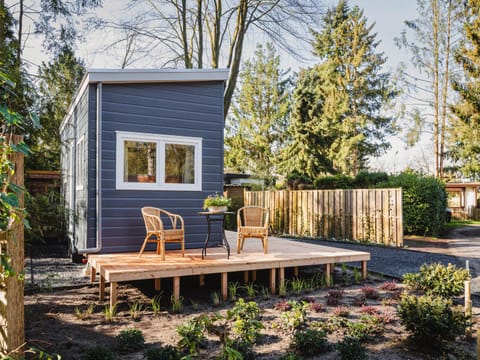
left=116, top=131, right=202, bottom=191
left=75, top=136, right=85, bottom=190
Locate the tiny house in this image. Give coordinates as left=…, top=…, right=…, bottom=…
left=60, top=69, right=229, bottom=255
left=446, top=182, right=480, bottom=220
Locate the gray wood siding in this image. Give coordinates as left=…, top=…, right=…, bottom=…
left=87, top=86, right=97, bottom=248
left=60, top=87, right=90, bottom=252
left=99, top=82, right=225, bottom=253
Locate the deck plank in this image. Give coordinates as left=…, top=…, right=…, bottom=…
left=88, top=236, right=370, bottom=307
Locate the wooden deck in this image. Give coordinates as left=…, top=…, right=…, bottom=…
left=88, top=234, right=370, bottom=309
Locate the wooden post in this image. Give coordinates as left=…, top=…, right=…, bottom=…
left=278, top=267, right=285, bottom=295
left=325, top=263, right=331, bottom=287
left=361, top=261, right=368, bottom=280
left=90, top=266, right=96, bottom=283
left=221, top=272, right=228, bottom=301
left=173, top=276, right=180, bottom=300
left=110, top=282, right=118, bottom=310
left=154, top=278, right=161, bottom=291
left=269, top=268, right=276, bottom=295
left=0, top=135, right=25, bottom=357
left=99, top=275, right=105, bottom=301
left=465, top=280, right=472, bottom=337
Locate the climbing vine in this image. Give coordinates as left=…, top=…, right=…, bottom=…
left=0, top=70, right=38, bottom=282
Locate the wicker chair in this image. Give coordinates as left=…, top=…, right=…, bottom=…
left=139, top=207, right=185, bottom=260
left=237, top=206, right=269, bottom=254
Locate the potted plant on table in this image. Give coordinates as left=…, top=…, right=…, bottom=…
left=203, top=193, right=232, bottom=212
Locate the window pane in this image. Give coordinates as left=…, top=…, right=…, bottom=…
left=124, top=141, right=156, bottom=183
left=165, top=144, right=195, bottom=184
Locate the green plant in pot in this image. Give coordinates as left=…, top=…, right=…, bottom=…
left=203, top=193, right=232, bottom=212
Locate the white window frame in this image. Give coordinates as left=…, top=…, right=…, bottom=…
left=75, top=135, right=85, bottom=191
left=116, top=131, right=202, bottom=191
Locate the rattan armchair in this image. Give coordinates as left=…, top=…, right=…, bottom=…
left=139, top=207, right=185, bottom=260
left=237, top=206, right=269, bottom=254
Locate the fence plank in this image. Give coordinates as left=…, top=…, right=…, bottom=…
left=245, top=188, right=403, bottom=247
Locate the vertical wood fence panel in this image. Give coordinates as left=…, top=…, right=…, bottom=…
left=245, top=188, right=403, bottom=247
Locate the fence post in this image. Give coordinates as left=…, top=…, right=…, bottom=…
left=0, top=135, right=25, bottom=357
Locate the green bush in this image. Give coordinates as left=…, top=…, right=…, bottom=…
left=176, top=315, right=209, bottom=355
left=353, top=171, right=388, bottom=188
left=376, top=171, right=447, bottom=236
left=397, top=294, right=467, bottom=348
left=115, top=328, right=145, bottom=353
left=145, top=345, right=181, bottom=360
left=291, top=328, right=330, bottom=356
left=82, top=345, right=116, bottom=360
left=337, top=336, right=366, bottom=360
left=403, top=262, right=470, bottom=298
left=227, top=298, right=264, bottom=344
left=25, top=190, right=69, bottom=244
left=314, top=175, right=354, bottom=189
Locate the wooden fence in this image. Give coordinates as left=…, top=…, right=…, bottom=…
left=245, top=188, right=403, bottom=247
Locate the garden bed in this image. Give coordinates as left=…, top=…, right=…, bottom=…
left=24, top=266, right=479, bottom=359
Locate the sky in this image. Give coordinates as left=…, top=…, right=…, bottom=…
left=22, top=0, right=428, bottom=173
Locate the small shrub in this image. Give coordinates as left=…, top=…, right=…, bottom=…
left=291, top=329, right=330, bottom=356
left=397, top=294, right=468, bottom=348
left=115, top=328, right=145, bottom=353
left=326, top=295, right=341, bottom=306
left=171, top=295, right=184, bottom=313
left=150, top=293, right=162, bottom=315
left=145, top=345, right=181, bottom=360
left=344, top=321, right=372, bottom=341
left=403, top=262, right=470, bottom=298
left=337, top=336, right=366, bottom=360
left=129, top=300, right=144, bottom=320
left=327, top=289, right=344, bottom=298
left=361, top=286, right=380, bottom=299
left=309, top=302, right=323, bottom=312
left=228, top=281, right=240, bottom=301
left=359, top=305, right=379, bottom=315
left=275, top=300, right=293, bottom=311
left=379, top=281, right=399, bottom=291
left=82, top=345, right=116, bottom=360
left=352, top=294, right=366, bottom=307
left=176, top=315, right=209, bottom=355
left=300, top=296, right=315, bottom=303
left=281, top=301, right=308, bottom=331
left=228, top=339, right=256, bottom=360
left=333, top=306, right=350, bottom=318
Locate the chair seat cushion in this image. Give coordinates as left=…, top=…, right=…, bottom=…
left=239, top=226, right=267, bottom=236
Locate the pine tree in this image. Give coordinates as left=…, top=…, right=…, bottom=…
left=26, top=48, right=85, bottom=170
left=280, top=0, right=395, bottom=178
left=225, top=43, right=290, bottom=185
left=449, top=0, right=480, bottom=179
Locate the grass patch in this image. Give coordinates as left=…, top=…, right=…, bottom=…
left=444, top=219, right=480, bottom=228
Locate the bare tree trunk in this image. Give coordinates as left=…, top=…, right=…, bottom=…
left=178, top=0, right=192, bottom=68
left=432, top=0, right=440, bottom=178
left=197, top=0, right=203, bottom=68
left=439, top=0, right=453, bottom=179
left=224, top=0, right=248, bottom=118
left=16, top=0, right=23, bottom=68
left=208, top=0, right=221, bottom=68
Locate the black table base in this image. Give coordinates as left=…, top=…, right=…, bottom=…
left=199, top=211, right=233, bottom=259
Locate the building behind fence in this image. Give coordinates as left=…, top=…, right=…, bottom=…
left=245, top=188, right=403, bottom=247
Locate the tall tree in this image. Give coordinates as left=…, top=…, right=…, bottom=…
left=280, top=0, right=396, bottom=178
left=224, top=43, right=290, bottom=185
left=449, top=0, right=480, bottom=179
left=395, top=0, right=465, bottom=178
left=91, top=0, right=322, bottom=118
left=27, top=48, right=86, bottom=170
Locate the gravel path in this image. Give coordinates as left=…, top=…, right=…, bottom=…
left=290, top=237, right=470, bottom=278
